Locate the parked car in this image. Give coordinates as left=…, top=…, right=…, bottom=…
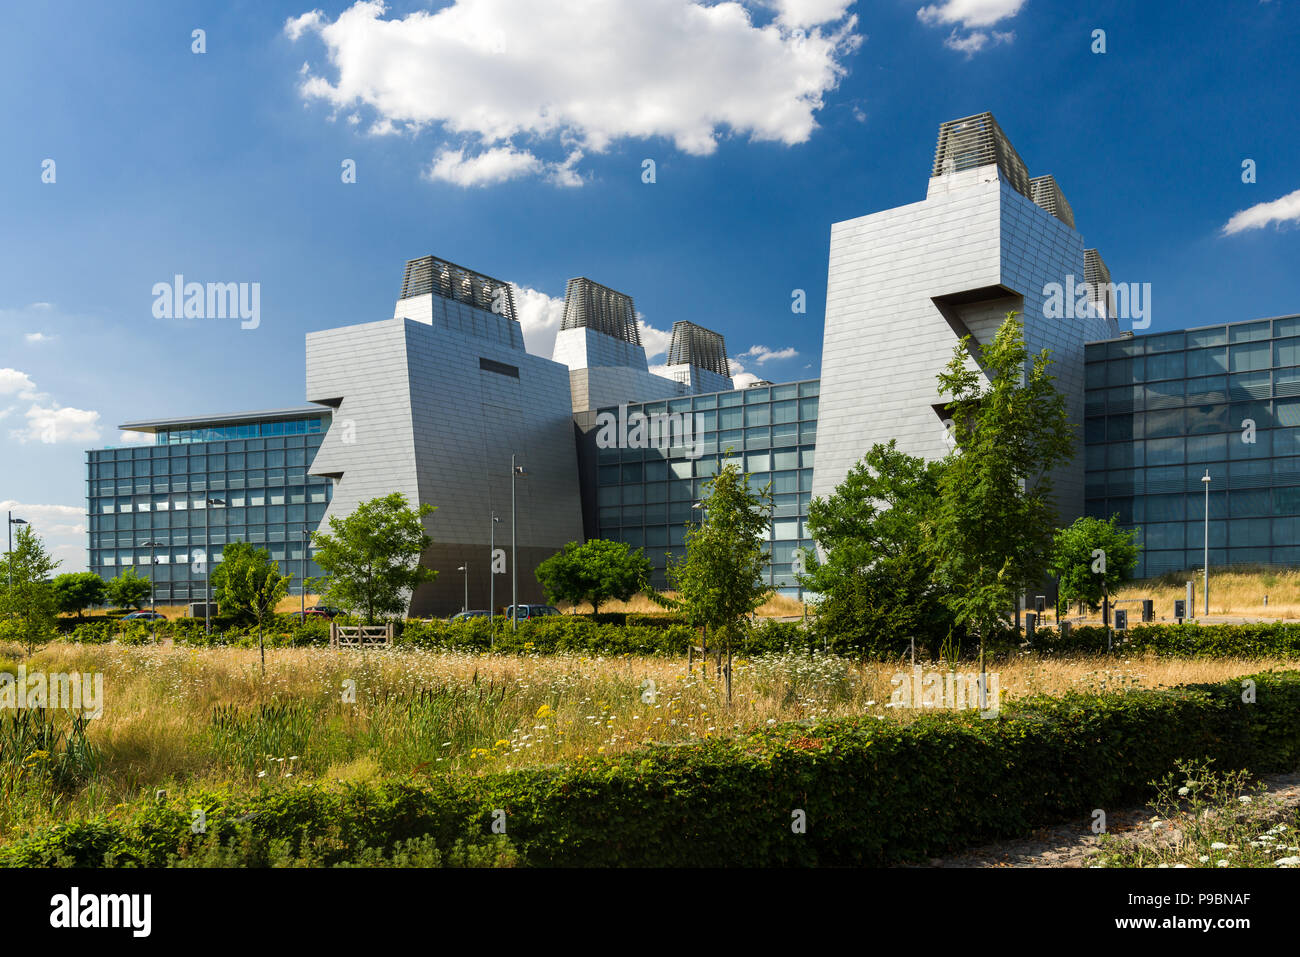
left=287, top=609, right=331, bottom=621
left=121, top=611, right=166, bottom=621
left=503, top=604, right=561, bottom=621
left=306, top=606, right=343, bottom=618
left=448, top=610, right=490, bottom=622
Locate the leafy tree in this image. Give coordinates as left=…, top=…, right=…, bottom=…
left=1050, top=515, right=1141, bottom=611
left=929, top=312, right=1076, bottom=661
left=536, top=539, right=652, bottom=614
left=212, top=540, right=291, bottom=673
left=53, top=572, right=107, bottom=619
left=105, top=568, right=153, bottom=611
left=661, top=463, right=772, bottom=649
left=311, top=493, right=438, bottom=623
left=803, top=441, right=956, bottom=658
left=0, top=523, right=62, bottom=652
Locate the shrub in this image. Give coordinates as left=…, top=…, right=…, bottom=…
left=1029, top=622, right=1300, bottom=658
left=6, top=670, right=1298, bottom=868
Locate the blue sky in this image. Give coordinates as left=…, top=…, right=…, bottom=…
left=2, top=0, right=1298, bottom=570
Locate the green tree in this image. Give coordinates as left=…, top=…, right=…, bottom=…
left=0, top=524, right=62, bottom=652
left=105, top=568, right=153, bottom=611
left=803, top=441, right=956, bottom=658
left=662, top=462, right=773, bottom=649
left=212, top=540, right=292, bottom=673
left=929, top=312, right=1076, bottom=660
left=535, top=539, right=652, bottom=614
left=1050, top=515, right=1141, bottom=611
left=52, top=572, right=107, bottom=619
left=311, top=493, right=438, bottom=623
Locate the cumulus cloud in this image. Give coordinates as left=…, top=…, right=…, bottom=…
left=286, top=0, right=862, bottom=186
left=738, top=344, right=799, bottom=364
left=638, top=321, right=674, bottom=362
left=1221, top=187, right=1300, bottom=236
left=118, top=430, right=155, bottom=445
left=918, top=0, right=1023, bottom=53
left=24, top=332, right=56, bottom=344
left=13, top=404, right=102, bottom=445
left=0, top=368, right=38, bottom=398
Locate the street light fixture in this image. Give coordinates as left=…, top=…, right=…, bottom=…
left=6, top=512, right=28, bottom=590
left=457, top=564, right=468, bottom=613
left=1202, top=469, right=1212, bottom=616
left=511, top=455, right=527, bottom=633
left=203, top=497, right=226, bottom=637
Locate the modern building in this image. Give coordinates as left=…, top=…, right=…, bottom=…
left=85, top=407, right=333, bottom=604
left=86, top=111, right=1300, bottom=616
left=1083, top=316, right=1300, bottom=577
left=813, top=112, right=1118, bottom=526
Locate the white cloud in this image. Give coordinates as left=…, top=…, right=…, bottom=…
left=638, top=321, right=674, bottom=361
left=427, top=146, right=543, bottom=187
left=24, top=332, right=56, bottom=344
left=0, top=501, right=87, bottom=574
left=738, top=344, right=799, bottom=364
left=118, top=430, right=155, bottom=445
left=1221, top=187, right=1300, bottom=236
left=727, top=358, right=764, bottom=388
left=918, top=0, right=1023, bottom=53
left=917, top=0, right=1026, bottom=29
left=11, top=403, right=102, bottom=445
left=0, top=368, right=38, bottom=397
left=286, top=0, right=862, bottom=185
left=767, top=0, right=855, bottom=28
left=0, top=368, right=100, bottom=444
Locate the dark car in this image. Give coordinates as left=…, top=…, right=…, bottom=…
left=121, top=611, right=166, bottom=621
left=287, top=610, right=331, bottom=621
left=504, top=604, right=561, bottom=621
left=306, top=606, right=343, bottom=619
left=449, top=610, right=491, bottom=622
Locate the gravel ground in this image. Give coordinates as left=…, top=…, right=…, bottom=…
left=902, top=771, right=1300, bottom=868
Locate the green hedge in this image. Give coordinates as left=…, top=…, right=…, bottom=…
left=5, top=670, right=1297, bottom=867
left=1030, top=622, right=1300, bottom=658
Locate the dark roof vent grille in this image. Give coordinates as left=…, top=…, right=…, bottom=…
left=932, top=112, right=1032, bottom=201
left=666, top=321, right=730, bottom=377
left=399, top=255, right=517, bottom=322
left=560, top=278, right=641, bottom=345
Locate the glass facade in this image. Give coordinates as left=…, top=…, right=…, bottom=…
left=85, top=412, right=334, bottom=603
left=594, top=380, right=819, bottom=597
left=1084, top=316, right=1300, bottom=578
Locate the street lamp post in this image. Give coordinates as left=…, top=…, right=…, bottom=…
left=511, top=455, right=527, bottom=632
left=1202, top=469, right=1212, bottom=616
left=7, top=512, right=29, bottom=590
left=203, top=497, right=226, bottom=637
left=489, top=513, right=499, bottom=626
left=140, top=539, right=164, bottom=642
left=301, top=527, right=310, bottom=619
left=457, top=564, right=468, bottom=613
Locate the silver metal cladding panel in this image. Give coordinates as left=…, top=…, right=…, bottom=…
left=814, top=172, right=1112, bottom=527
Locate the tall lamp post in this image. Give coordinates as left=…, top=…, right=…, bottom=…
left=140, top=539, right=164, bottom=642
left=489, top=513, right=499, bottom=625
left=203, top=497, right=226, bottom=637
left=7, top=512, right=28, bottom=590
left=457, top=564, right=468, bottom=613
left=1202, top=469, right=1212, bottom=616
left=301, top=527, right=311, bottom=619
left=511, top=455, right=527, bottom=632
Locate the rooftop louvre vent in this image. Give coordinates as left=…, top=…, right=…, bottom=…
left=560, top=278, right=641, bottom=345
left=666, top=321, right=730, bottom=377
left=1029, top=174, right=1076, bottom=229
left=932, top=112, right=1032, bottom=201
left=1084, top=249, right=1115, bottom=317
left=398, top=255, right=517, bottom=322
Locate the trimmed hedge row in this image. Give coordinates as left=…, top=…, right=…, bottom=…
left=5, top=670, right=1298, bottom=868
left=1030, top=622, right=1300, bottom=658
